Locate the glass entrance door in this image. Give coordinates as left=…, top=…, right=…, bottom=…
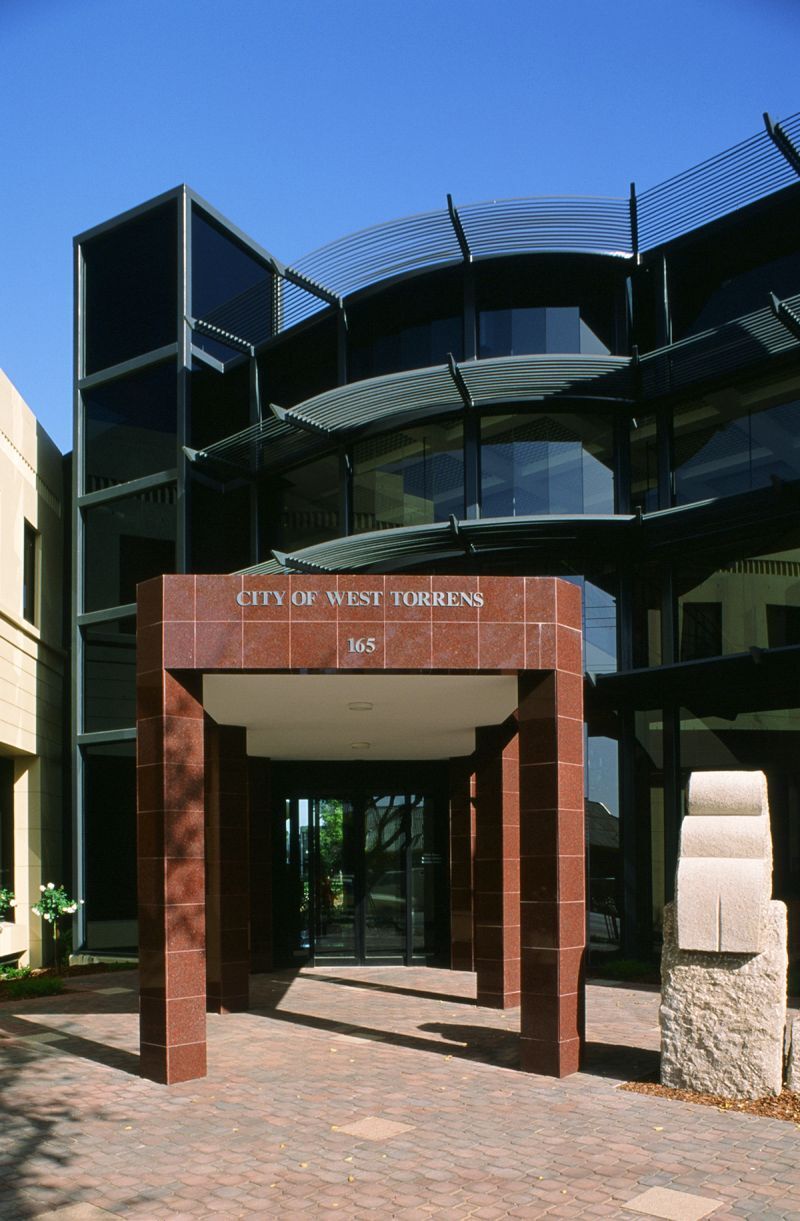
left=272, top=772, right=447, bottom=967
left=313, top=797, right=357, bottom=959
left=363, top=795, right=411, bottom=961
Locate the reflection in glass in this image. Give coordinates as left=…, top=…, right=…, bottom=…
left=83, top=363, right=177, bottom=492
left=259, top=455, right=340, bottom=555
left=191, top=209, right=273, bottom=349
left=677, top=542, right=800, bottom=659
left=83, top=617, right=137, bottom=733
left=479, top=306, right=609, bottom=357
left=674, top=385, right=800, bottom=504
left=350, top=316, right=462, bottom=380
left=629, top=414, right=659, bottom=513
left=678, top=707, right=800, bottom=900
left=83, top=485, right=176, bottom=611
left=481, top=412, right=614, bottom=517
left=634, top=710, right=665, bottom=937
left=353, top=420, right=464, bottom=531
left=83, top=742, right=137, bottom=947
left=313, top=798, right=356, bottom=960
left=83, top=203, right=177, bottom=376
left=586, top=733, right=620, bottom=951
left=364, top=795, right=408, bottom=960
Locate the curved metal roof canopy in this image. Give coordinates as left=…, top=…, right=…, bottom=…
left=238, top=514, right=635, bottom=575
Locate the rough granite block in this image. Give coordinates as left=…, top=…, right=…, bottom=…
left=661, top=899, right=787, bottom=1099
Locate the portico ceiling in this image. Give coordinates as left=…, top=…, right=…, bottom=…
left=202, top=673, right=519, bottom=761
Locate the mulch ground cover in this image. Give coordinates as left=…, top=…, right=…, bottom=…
left=621, top=1078, right=800, bottom=1123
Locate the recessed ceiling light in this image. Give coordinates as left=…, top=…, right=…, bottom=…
left=350, top=742, right=371, bottom=750
left=347, top=701, right=373, bottom=711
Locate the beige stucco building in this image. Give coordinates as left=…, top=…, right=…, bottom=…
left=0, top=370, right=65, bottom=966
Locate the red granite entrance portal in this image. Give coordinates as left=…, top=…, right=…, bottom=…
left=136, top=575, right=584, bottom=1084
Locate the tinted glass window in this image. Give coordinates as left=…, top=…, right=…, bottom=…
left=679, top=707, right=800, bottom=899
left=478, top=307, right=609, bottom=357
left=348, top=268, right=463, bottom=381
left=259, top=317, right=338, bottom=409
left=676, top=536, right=800, bottom=659
left=191, top=209, right=273, bottom=348
left=630, top=414, right=659, bottom=513
left=476, top=254, right=624, bottom=355
left=668, top=196, right=800, bottom=341
left=350, top=316, right=462, bottom=380
left=481, top=412, right=614, bottom=516
left=190, top=478, right=251, bottom=572
left=83, top=203, right=177, bottom=374
left=190, top=360, right=250, bottom=450
left=83, top=485, right=176, bottom=611
left=83, top=617, right=137, bottom=734
left=674, top=389, right=800, bottom=504
left=83, top=743, right=137, bottom=935
left=353, top=420, right=464, bottom=531
left=259, top=454, right=341, bottom=555
left=83, top=362, right=177, bottom=492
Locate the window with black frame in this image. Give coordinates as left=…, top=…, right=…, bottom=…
left=353, top=420, right=464, bottom=532
left=673, top=378, right=800, bottom=505
left=480, top=412, right=614, bottom=517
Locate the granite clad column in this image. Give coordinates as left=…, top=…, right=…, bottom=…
left=449, top=756, right=476, bottom=972
left=205, top=722, right=250, bottom=1013
left=518, top=578, right=585, bottom=1076
left=474, top=722, right=521, bottom=1009
left=137, top=576, right=208, bottom=1085
left=248, top=757, right=273, bottom=972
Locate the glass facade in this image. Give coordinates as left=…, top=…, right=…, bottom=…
left=83, top=202, right=178, bottom=375
left=480, top=412, right=614, bottom=517
left=83, top=485, right=177, bottom=611
left=259, top=454, right=341, bottom=553
left=82, top=618, right=137, bottom=734
left=83, top=361, right=177, bottom=491
left=353, top=420, right=464, bottom=531
left=677, top=538, right=800, bottom=660
left=479, top=307, right=609, bottom=357
left=674, top=385, right=800, bottom=504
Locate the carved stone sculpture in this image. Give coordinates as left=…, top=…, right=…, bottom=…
left=660, top=770, right=787, bottom=1099
left=676, top=770, right=771, bottom=954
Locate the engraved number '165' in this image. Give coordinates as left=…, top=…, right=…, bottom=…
left=347, top=637, right=376, bottom=654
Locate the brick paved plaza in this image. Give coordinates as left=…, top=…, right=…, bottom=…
left=1, top=967, right=799, bottom=1219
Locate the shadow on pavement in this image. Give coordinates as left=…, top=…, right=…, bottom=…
left=298, top=971, right=475, bottom=1007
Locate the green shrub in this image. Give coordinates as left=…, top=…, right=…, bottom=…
left=4, top=975, right=64, bottom=999
left=0, top=964, right=32, bottom=980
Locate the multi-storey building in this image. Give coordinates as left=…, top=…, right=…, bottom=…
left=0, top=370, right=65, bottom=966
left=72, top=110, right=800, bottom=970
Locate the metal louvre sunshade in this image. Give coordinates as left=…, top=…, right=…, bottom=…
left=460, top=355, right=633, bottom=403
left=239, top=514, right=635, bottom=575
left=289, top=209, right=463, bottom=300
left=457, top=197, right=632, bottom=257
left=639, top=291, right=800, bottom=397
left=636, top=121, right=800, bottom=251
left=198, top=354, right=635, bottom=474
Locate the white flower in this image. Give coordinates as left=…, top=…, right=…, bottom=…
left=44, top=914, right=52, bottom=922
left=32, top=906, right=40, bottom=915
left=39, top=884, right=46, bottom=892
left=8, top=899, right=16, bottom=908
left=80, top=899, right=85, bottom=904
left=66, top=904, right=77, bottom=914
left=47, top=882, right=55, bottom=890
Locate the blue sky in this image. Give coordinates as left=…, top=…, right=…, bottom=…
left=2, top=0, right=799, bottom=450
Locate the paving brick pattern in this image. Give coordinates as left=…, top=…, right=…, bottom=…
left=1, top=967, right=799, bottom=1219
